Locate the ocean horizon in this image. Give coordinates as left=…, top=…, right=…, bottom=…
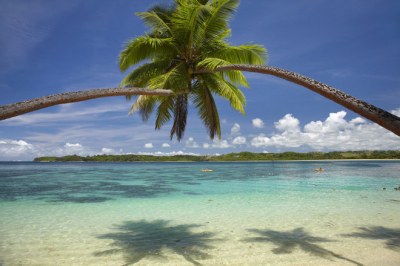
left=0, top=161, right=399, bottom=265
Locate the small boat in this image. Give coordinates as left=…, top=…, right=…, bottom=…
left=201, top=169, right=213, bottom=172
left=314, top=168, right=324, bottom=172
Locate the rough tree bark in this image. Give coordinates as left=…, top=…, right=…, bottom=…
left=0, top=87, right=172, bottom=120
left=214, top=65, right=400, bottom=137
left=0, top=65, right=399, bottom=136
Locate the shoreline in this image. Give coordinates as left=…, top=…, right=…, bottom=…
left=3, top=158, right=398, bottom=163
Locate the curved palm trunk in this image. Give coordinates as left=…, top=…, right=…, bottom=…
left=214, top=65, right=400, bottom=137
left=0, top=65, right=399, bottom=136
left=0, top=87, right=172, bottom=120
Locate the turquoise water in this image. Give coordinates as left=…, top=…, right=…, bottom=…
left=0, top=161, right=399, bottom=265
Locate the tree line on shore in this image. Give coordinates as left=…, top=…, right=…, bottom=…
left=33, top=150, right=400, bottom=162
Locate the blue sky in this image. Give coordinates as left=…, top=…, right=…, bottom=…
left=1, top=0, right=399, bottom=160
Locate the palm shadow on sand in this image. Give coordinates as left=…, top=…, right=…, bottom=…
left=243, top=227, right=363, bottom=266
left=94, top=219, right=218, bottom=265
left=343, top=226, right=400, bottom=251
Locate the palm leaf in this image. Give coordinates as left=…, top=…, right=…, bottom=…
left=148, top=61, right=189, bottom=92
left=170, top=94, right=188, bottom=140
left=119, top=36, right=176, bottom=71
left=192, top=81, right=221, bottom=139
left=171, top=1, right=210, bottom=51
left=155, top=96, right=174, bottom=129
left=204, top=0, right=239, bottom=40
left=136, top=10, right=172, bottom=35
left=196, top=57, right=248, bottom=87
left=201, top=73, right=245, bottom=113
left=129, top=95, right=158, bottom=121
left=210, top=43, right=267, bottom=65
left=120, top=60, right=172, bottom=88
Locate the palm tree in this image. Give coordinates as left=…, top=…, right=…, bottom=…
left=119, top=0, right=265, bottom=140
left=0, top=0, right=399, bottom=137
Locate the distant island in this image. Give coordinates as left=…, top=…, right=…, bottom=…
left=33, top=150, right=400, bottom=162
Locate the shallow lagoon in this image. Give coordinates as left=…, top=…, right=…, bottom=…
left=0, top=161, right=399, bottom=265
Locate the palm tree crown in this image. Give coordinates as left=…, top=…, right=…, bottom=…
left=119, top=0, right=266, bottom=140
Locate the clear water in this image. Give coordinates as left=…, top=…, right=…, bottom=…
left=0, top=161, right=399, bottom=265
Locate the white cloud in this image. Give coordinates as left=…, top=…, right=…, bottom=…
left=162, top=143, right=171, bottom=148
left=212, top=140, right=231, bottom=149
left=250, top=110, right=400, bottom=150
left=250, top=135, right=271, bottom=148
left=202, top=140, right=231, bottom=149
left=185, top=137, right=199, bottom=148
left=137, top=150, right=199, bottom=156
left=232, top=136, right=246, bottom=145
left=275, top=114, right=300, bottom=132
left=64, top=142, right=82, bottom=148
left=63, top=142, right=86, bottom=155
left=101, top=148, right=114, bottom=154
left=392, top=108, right=400, bottom=117
left=349, top=117, right=366, bottom=125
left=144, top=143, right=153, bottom=149
left=0, top=139, right=95, bottom=160
left=0, top=139, right=34, bottom=158
left=252, top=118, right=264, bottom=128
left=231, top=123, right=241, bottom=134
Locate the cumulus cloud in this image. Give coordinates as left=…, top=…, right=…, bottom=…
left=211, top=140, right=231, bottom=149
left=101, top=148, right=115, bottom=154
left=144, top=143, right=153, bottom=149
left=232, top=136, right=246, bottom=145
left=185, top=137, right=199, bottom=148
left=231, top=123, right=241, bottom=134
left=250, top=110, right=400, bottom=150
left=0, top=139, right=96, bottom=160
left=252, top=118, right=264, bottom=128
left=202, top=140, right=231, bottom=149
left=0, top=139, right=34, bottom=158
left=162, top=143, right=171, bottom=148
left=275, top=114, right=300, bottom=132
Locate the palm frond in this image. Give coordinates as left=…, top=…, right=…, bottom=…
left=148, top=61, right=189, bottom=91
left=120, top=60, right=172, bottom=88
left=204, top=0, right=239, bottom=40
left=155, top=96, right=174, bottom=129
left=191, top=81, right=221, bottom=139
left=129, top=95, right=158, bottom=121
left=136, top=11, right=172, bottom=35
left=171, top=1, right=211, bottom=51
left=211, top=43, right=267, bottom=65
left=119, top=36, right=176, bottom=71
left=170, top=94, right=188, bottom=140
left=196, top=57, right=248, bottom=87
left=201, top=73, right=245, bottom=113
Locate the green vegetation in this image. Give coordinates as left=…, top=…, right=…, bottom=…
left=119, top=0, right=265, bottom=140
left=33, top=150, right=400, bottom=162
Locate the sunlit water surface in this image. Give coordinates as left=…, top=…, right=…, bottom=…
left=0, top=161, right=399, bottom=265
